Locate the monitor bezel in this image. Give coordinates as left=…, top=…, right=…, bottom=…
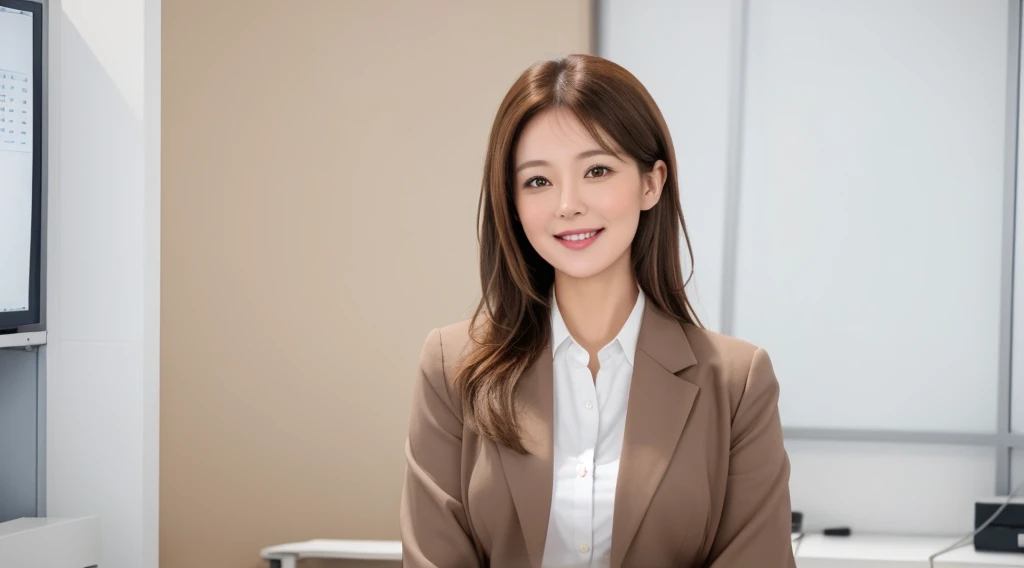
left=0, top=0, right=43, bottom=333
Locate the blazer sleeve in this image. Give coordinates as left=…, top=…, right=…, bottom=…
left=400, top=328, right=482, bottom=567
left=706, top=347, right=796, bottom=568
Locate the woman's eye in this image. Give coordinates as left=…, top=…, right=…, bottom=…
left=524, top=167, right=611, bottom=188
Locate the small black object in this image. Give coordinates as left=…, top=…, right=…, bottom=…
left=824, top=527, right=852, bottom=537
left=791, top=511, right=803, bottom=533
left=974, top=498, right=1024, bottom=553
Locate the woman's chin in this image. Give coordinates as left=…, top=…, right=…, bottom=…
left=538, top=240, right=632, bottom=282
left=550, top=261, right=617, bottom=281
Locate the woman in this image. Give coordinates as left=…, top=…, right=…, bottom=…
left=400, top=54, right=794, bottom=568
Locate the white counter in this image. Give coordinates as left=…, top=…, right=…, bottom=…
left=795, top=534, right=1024, bottom=568
left=0, top=517, right=99, bottom=568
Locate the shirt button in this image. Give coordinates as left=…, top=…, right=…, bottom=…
left=576, top=463, right=587, bottom=478
left=584, top=400, right=593, bottom=410
left=579, top=543, right=590, bottom=554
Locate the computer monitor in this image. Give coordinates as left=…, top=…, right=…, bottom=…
left=0, top=0, right=42, bottom=333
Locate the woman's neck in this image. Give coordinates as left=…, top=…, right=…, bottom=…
left=553, top=264, right=639, bottom=356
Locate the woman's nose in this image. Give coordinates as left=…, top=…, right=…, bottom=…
left=557, top=183, right=586, bottom=218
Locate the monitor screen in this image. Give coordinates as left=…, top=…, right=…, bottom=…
left=0, top=0, right=41, bottom=332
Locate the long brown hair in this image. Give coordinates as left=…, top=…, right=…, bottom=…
left=456, top=54, right=702, bottom=453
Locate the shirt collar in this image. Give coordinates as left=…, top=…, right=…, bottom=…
left=550, top=287, right=646, bottom=367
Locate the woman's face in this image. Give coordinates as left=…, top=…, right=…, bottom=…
left=512, top=107, right=666, bottom=281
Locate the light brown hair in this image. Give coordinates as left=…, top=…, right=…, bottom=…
left=456, top=54, right=702, bottom=453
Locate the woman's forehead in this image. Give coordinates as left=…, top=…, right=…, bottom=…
left=515, top=109, right=620, bottom=163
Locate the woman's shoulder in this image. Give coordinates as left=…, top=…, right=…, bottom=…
left=416, top=318, right=475, bottom=393
left=430, top=318, right=476, bottom=378
left=677, top=323, right=776, bottom=396
left=680, top=323, right=760, bottom=365
left=678, top=323, right=782, bottom=432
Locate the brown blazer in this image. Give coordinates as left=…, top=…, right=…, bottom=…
left=400, top=302, right=795, bottom=568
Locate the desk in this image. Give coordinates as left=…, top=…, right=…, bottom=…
left=0, top=517, right=99, bottom=568
left=795, top=534, right=1024, bottom=568
left=260, top=534, right=1024, bottom=567
left=261, top=539, right=402, bottom=568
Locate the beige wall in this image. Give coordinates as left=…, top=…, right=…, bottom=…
left=161, top=2, right=593, bottom=566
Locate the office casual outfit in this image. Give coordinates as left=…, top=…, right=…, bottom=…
left=400, top=291, right=795, bottom=568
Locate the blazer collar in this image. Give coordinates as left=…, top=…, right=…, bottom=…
left=497, top=300, right=700, bottom=568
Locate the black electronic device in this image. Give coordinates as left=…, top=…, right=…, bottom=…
left=974, top=498, right=1024, bottom=553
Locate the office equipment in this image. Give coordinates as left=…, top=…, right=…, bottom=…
left=0, top=517, right=99, bottom=568
left=0, top=0, right=44, bottom=336
left=975, top=498, right=1024, bottom=553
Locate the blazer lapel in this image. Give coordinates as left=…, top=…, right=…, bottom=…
left=610, top=304, right=700, bottom=568
left=496, top=353, right=554, bottom=568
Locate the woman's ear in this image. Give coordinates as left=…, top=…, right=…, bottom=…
left=641, top=159, right=668, bottom=211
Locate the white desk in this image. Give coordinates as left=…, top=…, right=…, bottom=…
left=794, top=534, right=1024, bottom=568
left=261, top=539, right=402, bottom=568
left=260, top=534, right=1024, bottom=568
left=0, top=517, right=99, bottom=568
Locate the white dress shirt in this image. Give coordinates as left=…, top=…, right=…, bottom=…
left=541, top=289, right=645, bottom=568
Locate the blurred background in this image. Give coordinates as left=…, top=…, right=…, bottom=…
left=0, top=0, right=1021, bottom=567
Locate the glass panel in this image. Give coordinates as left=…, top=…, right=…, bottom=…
left=598, top=0, right=735, bottom=331
left=736, top=0, right=1009, bottom=432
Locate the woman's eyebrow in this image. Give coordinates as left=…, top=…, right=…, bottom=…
left=515, top=149, right=618, bottom=174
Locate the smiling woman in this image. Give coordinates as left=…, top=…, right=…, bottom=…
left=400, top=54, right=795, bottom=568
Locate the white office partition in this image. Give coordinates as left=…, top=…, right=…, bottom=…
left=45, top=0, right=161, bottom=566
left=598, top=0, right=736, bottom=331
left=788, top=440, right=995, bottom=535
left=733, top=0, right=1010, bottom=433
